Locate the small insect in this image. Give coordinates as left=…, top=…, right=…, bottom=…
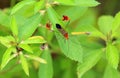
left=39, top=22, right=53, bottom=31
left=55, top=23, right=91, bottom=62
left=62, top=15, right=70, bottom=21
left=55, top=23, right=70, bottom=55
left=56, top=23, right=69, bottom=40
left=45, top=22, right=52, bottom=30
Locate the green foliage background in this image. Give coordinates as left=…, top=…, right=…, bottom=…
left=0, top=0, right=120, bottom=78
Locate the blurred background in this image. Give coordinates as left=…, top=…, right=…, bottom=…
left=1, top=0, right=120, bottom=15
left=0, top=0, right=120, bottom=78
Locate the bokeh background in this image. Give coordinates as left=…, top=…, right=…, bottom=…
left=0, top=0, right=120, bottom=78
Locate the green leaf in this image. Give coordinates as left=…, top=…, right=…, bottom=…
left=21, top=36, right=46, bottom=44
left=46, top=5, right=62, bottom=29
left=0, top=36, right=15, bottom=48
left=75, top=25, right=105, bottom=40
left=10, top=16, right=18, bottom=37
left=20, top=52, right=29, bottom=76
left=38, top=50, right=53, bottom=78
left=55, top=0, right=74, bottom=5
left=34, top=0, right=45, bottom=14
left=77, top=35, right=104, bottom=50
left=115, top=38, right=120, bottom=44
left=77, top=49, right=102, bottom=78
left=55, top=32, right=83, bottom=62
left=106, top=44, right=119, bottom=69
left=112, top=12, right=120, bottom=33
left=0, top=10, right=10, bottom=28
left=18, top=13, right=43, bottom=41
left=19, top=44, right=33, bottom=53
left=25, top=54, right=46, bottom=63
left=98, top=16, right=114, bottom=35
left=103, top=65, right=120, bottom=78
left=11, top=0, right=36, bottom=15
left=1, top=47, right=15, bottom=69
left=74, top=0, right=100, bottom=7
left=74, top=10, right=106, bottom=39
left=55, top=0, right=100, bottom=7
left=1, top=53, right=17, bottom=70
left=56, top=6, right=88, bottom=22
